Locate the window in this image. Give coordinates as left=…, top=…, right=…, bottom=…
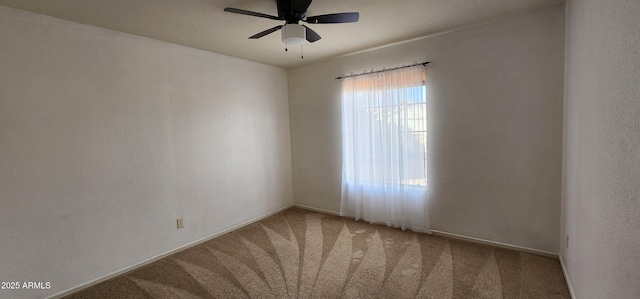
left=350, top=85, right=427, bottom=187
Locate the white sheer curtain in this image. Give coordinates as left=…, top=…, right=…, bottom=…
left=340, top=65, right=429, bottom=233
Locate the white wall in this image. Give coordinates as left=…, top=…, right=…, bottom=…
left=289, top=7, right=565, bottom=253
left=562, top=0, right=640, bottom=298
left=0, top=5, right=292, bottom=298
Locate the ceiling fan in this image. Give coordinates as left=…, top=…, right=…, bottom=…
left=224, top=0, right=359, bottom=46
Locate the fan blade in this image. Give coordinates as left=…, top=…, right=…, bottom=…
left=292, top=0, right=313, bottom=13
left=302, top=25, right=321, bottom=42
left=306, top=12, right=359, bottom=24
left=249, top=25, right=284, bottom=39
left=224, top=7, right=282, bottom=20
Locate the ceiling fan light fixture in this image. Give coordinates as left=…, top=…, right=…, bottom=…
left=282, top=24, right=306, bottom=45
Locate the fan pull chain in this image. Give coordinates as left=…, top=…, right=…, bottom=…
left=301, top=44, right=304, bottom=59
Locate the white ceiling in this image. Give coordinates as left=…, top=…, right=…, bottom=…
left=0, top=0, right=564, bottom=68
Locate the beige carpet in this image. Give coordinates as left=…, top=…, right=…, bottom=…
left=65, top=208, right=570, bottom=298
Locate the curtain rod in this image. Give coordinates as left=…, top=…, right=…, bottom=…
left=335, top=61, right=432, bottom=80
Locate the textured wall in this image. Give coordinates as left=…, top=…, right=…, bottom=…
left=562, top=0, right=640, bottom=298
left=0, top=6, right=292, bottom=298
left=288, top=7, right=565, bottom=253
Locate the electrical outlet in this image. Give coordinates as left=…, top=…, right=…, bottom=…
left=177, top=218, right=184, bottom=229
left=565, top=235, right=569, bottom=249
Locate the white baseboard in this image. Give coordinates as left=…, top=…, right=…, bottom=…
left=559, top=255, right=576, bottom=299
left=48, top=204, right=294, bottom=299
left=430, top=229, right=558, bottom=258
left=293, top=204, right=340, bottom=216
